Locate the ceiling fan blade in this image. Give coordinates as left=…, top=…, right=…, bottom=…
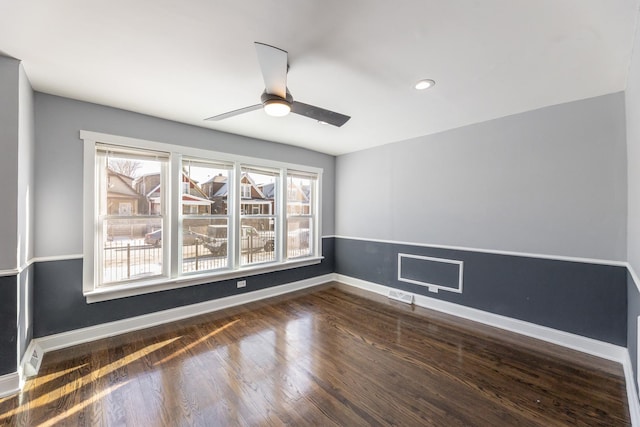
left=291, top=102, right=351, bottom=127
left=204, top=104, right=262, bottom=121
left=255, top=42, right=288, bottom=99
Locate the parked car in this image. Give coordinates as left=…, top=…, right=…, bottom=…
left=204, top=225, right=274, bottom=256
left=144, top=229, right=162, bottom=246
left=144, top=229, right=197, bottom=246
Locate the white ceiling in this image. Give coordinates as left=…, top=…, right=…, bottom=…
left=1, top=0, right=638, bottom=156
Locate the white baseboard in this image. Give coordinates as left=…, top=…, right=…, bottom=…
left=0, top=372, right=20, bottom=398
left=33, top=273, right=334, bottom=356
left=0, top=342, right=41, bottom=398
left=622, top=350, right=640, bottom=426
left=335, top=274, right=627, bottom=363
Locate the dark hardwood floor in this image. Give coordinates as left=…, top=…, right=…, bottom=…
left=0, top=283, right=631, bottom=426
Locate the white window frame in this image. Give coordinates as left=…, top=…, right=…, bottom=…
left=239, top=165, right=280, bottom=268
left=285, top=171, right=318, bottom=259
left=82, top=130, right=323, bottom=303
left=179, top=158, right=233, bottom=275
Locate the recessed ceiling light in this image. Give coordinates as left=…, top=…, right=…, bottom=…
left=415, top=79, right=435, bottom=90
left=318, top=120, right=328, bottom=125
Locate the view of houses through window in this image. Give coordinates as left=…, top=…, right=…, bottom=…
left=95, top=143, right=318, bottom=287
left=240, top=167, right=278, bottom=267
left=287, top=172, right=315, bottom=259
left=181, top=160, right=231, bottom=273
left=100, top=148, right=167, bottom=283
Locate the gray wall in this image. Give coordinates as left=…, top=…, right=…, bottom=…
left=0, top=56, right=19, bottom=271
left=0, top=276, right=17, bottom=376
left=17, top=63, right=34, bottom=363
left=18, top=63, right=34, bottom=268
left=627, top=6, right=640, bottom=281
left=626, top=7, right=640, bottom=396
left=628, top=274, right=640, bottom=395
left=34, top=239, right=333, bottom=337
left=0, top=56, right=34, bottom=377
left=334, top=92, right=629, bottom=347
left=17, top=267, right=33, bottom=363
left=336, top=93, right=627, bottom=261
left=335, top=238, right=627, bottom=345
left=34, top=93, right=335, bottom=259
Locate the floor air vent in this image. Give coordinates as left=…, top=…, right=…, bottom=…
left=388, top=289, right=415, bottom=305
left=23, top=345, right=42, bottom=377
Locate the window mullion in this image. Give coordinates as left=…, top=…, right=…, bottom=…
left=87, top=147, right=101, bottom=291
left=168, top=154, right=180, bottom=278
left=279, top=168, right=287, bottom=261
left=315, top=172, right=322, bottom=257
left=231, top=163, right=241, bottom=269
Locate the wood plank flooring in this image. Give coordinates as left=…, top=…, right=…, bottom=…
left=0, top=283, right=631, bottom=426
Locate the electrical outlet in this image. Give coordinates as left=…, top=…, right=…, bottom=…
left=237, top=280, right=246, bottom=288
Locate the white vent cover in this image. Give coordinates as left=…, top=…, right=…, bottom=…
left=388, top=289, right=415, bottom=305
left=23, top=345, right=42, bottom=378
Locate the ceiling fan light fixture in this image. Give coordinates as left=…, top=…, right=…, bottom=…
left=263, top=99, right=291, bottom=117
left=206, top=43, right=350, bottom=126
left=415, top=79, right=435, bottom=90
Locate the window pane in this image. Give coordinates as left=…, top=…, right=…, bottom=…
left=240, top=218, right=276, bottom=266
left=182, top=218, right=229, bottom=273
left=104, top=156, right=162, bottom=216
left=286, top=172, right=315, bottom=259
left=241, top=167, right=277, bottom=215
left=103, top=217, right=162, bottom=284
left=182, top=160, right=229, bottom=215
left=99, top=146, right=167, bottom=286
left=287, top=175, right=313, bottom=215
left=240, top=166, right=278, bottom=266
left=287, top=217, right=311, bottom=258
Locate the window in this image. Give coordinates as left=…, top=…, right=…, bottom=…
left=181, top=159, right=231, bottom=274
left=95, top=144, right=168, bottom=284
left=240, top=166, right=278, bottom=267
left=287, top=171, right=316, bottom=258
left=241, top=184, right=251, bottom=199
left=82, top=131, right=322, bottom=302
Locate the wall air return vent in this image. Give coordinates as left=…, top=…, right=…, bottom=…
left=398, top=254, right=464, bottom=294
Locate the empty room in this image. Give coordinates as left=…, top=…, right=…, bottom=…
left=2, top=1, right=640, bottom=425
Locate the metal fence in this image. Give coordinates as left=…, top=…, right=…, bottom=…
left=102, top=229, right=311, bottom=283
left=103, top=238, right=162, bottom=283
left=103, top=238, right=282, bottom=281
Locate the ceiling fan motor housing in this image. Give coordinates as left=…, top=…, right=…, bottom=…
left=261, top=90, right=293, bottom=106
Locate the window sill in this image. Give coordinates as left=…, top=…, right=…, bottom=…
left=84, top=257, right=324, bottom=303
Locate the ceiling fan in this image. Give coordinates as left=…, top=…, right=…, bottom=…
left=205, top=42, right=350, bottom=127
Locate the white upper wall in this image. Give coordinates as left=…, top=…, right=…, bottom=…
left=627, top=7, right=640, bottom=273
left=33, top=93, right=335, bottom=258
left=336, top=93, right=627, bottom=261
